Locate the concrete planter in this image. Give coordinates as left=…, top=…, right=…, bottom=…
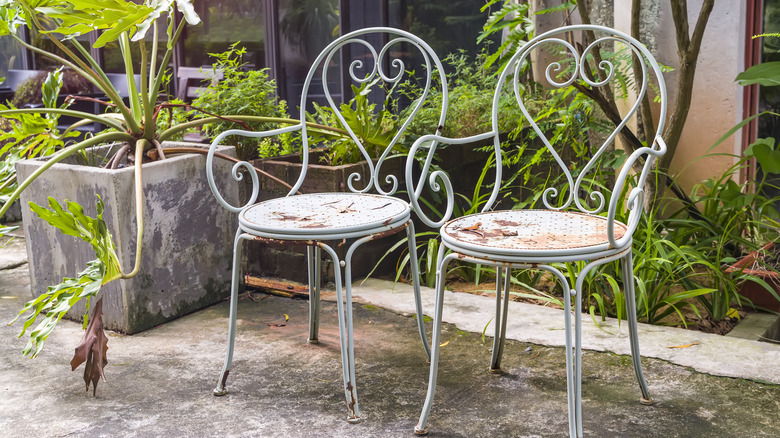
left=15, top=142, right=239, bottom=334
left=726, top=241, right=780, bottom=313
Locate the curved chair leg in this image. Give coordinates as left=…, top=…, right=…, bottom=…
left=213, top=230, right=247, bottom=397
left=621, top=253, right=653, bottom=405
left=321, top=242, right=361, bottom=423
left=407, top=221, right=432, bottom=361
left=307, top=245, right=322, bottom=344
left=567, top=269, right=585, bottom=437
left=414, top=249, right=454, bottom=435
left=541, top=265, right=577, bottom=438
left=489, top=266, right=511, bottom=373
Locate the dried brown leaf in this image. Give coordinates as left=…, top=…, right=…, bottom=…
left=70, top=297, right=109, bottom=396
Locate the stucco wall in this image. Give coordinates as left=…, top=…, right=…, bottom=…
left=615, top=1, right=746, bottom=191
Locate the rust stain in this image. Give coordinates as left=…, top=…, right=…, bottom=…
left=300, top=223, right=327, bottom=228
left=252, top=236, right=312, bottom=247
left=367, top=223, right=407, bottom=241
left=494, top=219, right=520, bottom=227
left=346, top=381, right=357, bottom=412
left=370, top=203, right=392, bottom=210
left=271, top=211, right=306, bottom=221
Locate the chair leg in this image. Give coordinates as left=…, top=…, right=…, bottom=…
left=406, top=221, right=432, bottom=361
left=621, top=253, right=653, bottom=405
left=414, top=249, right=453, bottom=435
left=213, top=230, right=246, bottom=397
left=542, top=265, right=577, bottom=438
left=566, top=278, right=585, bottom=438
left=489, top=266, right=511, bottom=373
left=320, top=242, right=360, bottom=423
left=307, top=245, right=322, bottom=344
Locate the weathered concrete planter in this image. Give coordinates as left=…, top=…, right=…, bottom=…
left=15, top=141, right=239, bottom=334
left=726, top=241, right=780, bottom=313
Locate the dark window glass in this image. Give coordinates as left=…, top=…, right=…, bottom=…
left=388, top=0, right=497, bottom=60
left=278, top=0, right=340, bottom=115
left=0, top=35, right=24, bottom=78
left=183, top=1, right=266, bottom=68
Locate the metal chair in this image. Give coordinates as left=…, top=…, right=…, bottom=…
left=206, top=27, right=447, bottom=423
left=409, top=25, right=668, bottom=437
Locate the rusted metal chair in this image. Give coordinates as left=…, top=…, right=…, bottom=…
left=205, top=27, right=446, bottom=423
left=409, top=25, right=667, bottom=437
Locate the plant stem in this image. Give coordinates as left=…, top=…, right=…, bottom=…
left=0, top=108, right=128, bottom=133
left=68, top=40, right=137, bottom=132
left=149, top=19, right=187, bottom=107
left=120, top=32, right=143, bottom=126
left=158, top=116, right=349, bottom=142
left=120, top=139, right=145, bottom=279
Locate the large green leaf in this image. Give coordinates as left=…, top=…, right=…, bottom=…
left=735, top=62, right=780, bottom=87
left=28, top=197, right=121, bottom=280
left=745, top=138, right=780, bottom=175
left=0, top=4, right=26, bottom=36
left=8, top=196, right=122, bottom=358
left=27, top=0, right=199, bottom=46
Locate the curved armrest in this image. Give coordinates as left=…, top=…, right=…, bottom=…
left=607, top=136, right=668, bottom=248
left=206, top=125, right=303, bottom=213
left=405, top=131, right=498, bottom=228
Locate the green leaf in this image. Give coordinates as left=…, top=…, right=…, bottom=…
left=736, top=61, right=780, bottom=87
left=133, top=0, right=172, bottom=41
left=41, top=67, right=64, bottom=110
left=0, top=225, right=19, bottom=235
left=8, top=196, right=121, bottom=357
left=745, top=138, right=780, bottom=174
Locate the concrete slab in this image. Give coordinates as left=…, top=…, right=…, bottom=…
left=2, top=236, right=780, bottom=437
left=727, top=312, right=779, bottom=342
left=354, top=279, right=780, bottom=385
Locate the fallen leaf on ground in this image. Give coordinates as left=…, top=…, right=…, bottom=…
left=70, top=297, right=108, bottom=396
left=667, top=342, right=699, bottom=349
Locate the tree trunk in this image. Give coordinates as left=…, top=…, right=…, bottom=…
left=655, top=0, right=715, bottom=195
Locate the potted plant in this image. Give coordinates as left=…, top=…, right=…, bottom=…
left=726, top=241, right=780, bottom=312
left=0, top=0, right=335, bottom=392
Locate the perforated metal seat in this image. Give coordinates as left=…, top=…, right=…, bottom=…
left=240, top=193, right=410, bottom=239
left=442, top=210, right=627, bottom=261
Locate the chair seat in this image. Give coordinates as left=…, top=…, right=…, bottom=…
left=441, top=210, right=627, bottom=259
left=240, top=192, right=410, bottom=239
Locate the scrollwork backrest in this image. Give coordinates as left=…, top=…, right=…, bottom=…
left=495, top=24, right=668, bottom=247
left=206, top=28, right=448, bottom=214
left=296, top=28, right=448, bottom=196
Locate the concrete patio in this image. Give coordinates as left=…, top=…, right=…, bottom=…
left=2, top=230, right=780, bottom=437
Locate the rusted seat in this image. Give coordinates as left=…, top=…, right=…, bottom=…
left=240, top=193, right=410, bottom=238
left=442, top=210, right=627, bottom=259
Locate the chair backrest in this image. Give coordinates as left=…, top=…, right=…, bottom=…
left=407, top=25, right=667, bottom=248
left=207, top=27, right=448, bottom=213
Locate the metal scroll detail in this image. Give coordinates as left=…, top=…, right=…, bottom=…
left=508, top=36, right=651, bottom=214
left=206, top=28, right=448, bottom=214
left=498, top=27, right=667, bottom=246
left=317, top=35, right=447, bottom=195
